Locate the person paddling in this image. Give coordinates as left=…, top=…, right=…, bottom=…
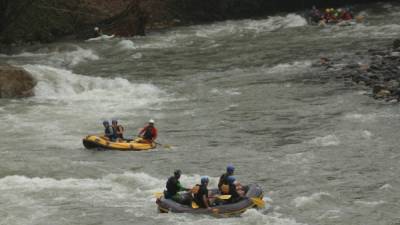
left=164, top=169, right=190, bottom=204
left=192, top=176, right=212, bottom=210
left=138, top=119, right=158, bottom=143
left=111, top=119, right=124, bottom=141
left=218, top=164, right=235, bottom=194
left=103, top=120, right=115, bottom=141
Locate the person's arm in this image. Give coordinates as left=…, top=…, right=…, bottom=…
left=203, top=195, right=210, bottom=209
left=217, top=175, right=223, bottom=189
left=177, top=182, right=190, bottom=192
left=117, top=125, right=124, bottom=135
left=138, top=126, right=145, bottom=137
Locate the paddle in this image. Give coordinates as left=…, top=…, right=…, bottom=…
left=154, top=192, right=163, bottom=198
left=251, top=197, right=265, bottom=208
left=154, top=141, right=172, bottom=149
left=191, top=201, right=199, bottom=209
left=209, top=195, right=231, bottom=200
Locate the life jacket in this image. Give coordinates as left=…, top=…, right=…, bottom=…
left=115, top=125, right=124, bottom=138
left=221, top=184, right=230, bottom=194
left=191, top=185, right=200, bottom=194
left=192, top=184, right=208, bottom=208
left=105, top=126, right=114, bottom=138
left=166, top=176, right=179, bottom=196
left=143, top=126, right=154, bottom=140
left=218, top=173, right=230, bottom=192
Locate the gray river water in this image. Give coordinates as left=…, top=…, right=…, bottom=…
left=1, top=2, right=400, bottom=225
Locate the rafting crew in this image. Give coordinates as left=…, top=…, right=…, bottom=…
left=308, top=6, right=357, bottom=26
left=161, top=164, right=249, bottom=209
left=100, top=118, right=159, bottom=144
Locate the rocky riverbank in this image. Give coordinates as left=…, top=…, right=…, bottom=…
left=0, top=0, right=388, bottom=46
left=316, top=39, right=400, bottom=102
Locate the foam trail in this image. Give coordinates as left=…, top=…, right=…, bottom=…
left=23, top=64, right=166, bottom=105
left=117, top=40, right=137, bottom=50
left=195, top=14, right=307, bottom=38
left=309, top=135, right=340, bottom=147
left=293, top=192, right=332, bottom=208
left=0, top=46, right=99, bottom=67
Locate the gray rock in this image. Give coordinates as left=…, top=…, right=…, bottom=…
left=0, top=65, right=36, bottom=98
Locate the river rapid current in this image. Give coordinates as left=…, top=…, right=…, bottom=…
left=1, top=2, right=400, bottom=225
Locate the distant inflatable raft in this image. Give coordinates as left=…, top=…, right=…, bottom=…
left=82, top=135, right=156, bottom=151
left=156, top=184, right=265, bottom=217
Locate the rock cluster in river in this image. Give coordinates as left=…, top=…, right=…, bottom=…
left=0, top=65, right=36, bottom=98
left=320, top=39, right=400, bottom=102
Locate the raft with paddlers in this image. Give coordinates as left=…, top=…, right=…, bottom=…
left=155, top=184, right=265, bottom=217
left=82, top=135, right=156, bottom=151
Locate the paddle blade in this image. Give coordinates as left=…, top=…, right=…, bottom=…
left=191, top=201, right=199, bottom=209
left=216, top=195, right=231, bottom=200
left=154, top=192, right=163, bottom=198
left=251, top=197, right=265, bottom=208
left=163, top=144, right=172, bottom=149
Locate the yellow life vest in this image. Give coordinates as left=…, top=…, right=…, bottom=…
left=191, top=185, right=200, bottom=194
left=221, top=184, right=230, bottom=194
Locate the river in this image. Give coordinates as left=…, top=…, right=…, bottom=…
left=1, top=2, right=400, bottom=225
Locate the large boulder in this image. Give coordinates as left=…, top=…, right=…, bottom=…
left=0, top=65, right=36, bottom=98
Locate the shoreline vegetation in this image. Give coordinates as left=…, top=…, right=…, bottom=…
left=0, top=0, right=384, bottom=46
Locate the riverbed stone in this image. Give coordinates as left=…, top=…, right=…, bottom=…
left=0, top=65, right=36, bottom=98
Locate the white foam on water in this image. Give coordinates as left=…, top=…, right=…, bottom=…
left=162, top=209, right=304, bottom=225
left=2, top=46, right=99, bottom=67
left=379, top=184, right=392, bottom=190
left=354, top=200, right=385, bottom=207
left=309, top=135, right=340, bottom=147
left=362, top=130, right=373, bottom=139
left=61, top=47, right=99, bottom=66
left=293, top=192, right=332, bottom=208
left=86, top=34, right=115, bottom=42
left=195, top=14, right=307, bottom=38
left=343, top=112, right=396, bottom=123
left=23, top=64, right=166, bottom=105
left=267, top=61, right=312, bottom=74
left=329, top=23, right=400, bottom=39
left=132, top=52, right=143, bottom=59
left=316, top=209, right=343, bottom=220
left=117, top=40, right=137, bottom=50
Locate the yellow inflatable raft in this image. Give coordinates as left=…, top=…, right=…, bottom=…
left=82, top=135, right=156, bottom=151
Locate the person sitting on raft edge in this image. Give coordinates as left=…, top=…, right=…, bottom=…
left=226, top=176, right=245, bottom=203
left=218, top=164, right=235, bottom=194
left=192, top=176, right=212, bottom=210
left=103, top=120, right=116, bottom=141
left=164, top=169, right=191, bottom=204
left=138, top=119, right=158, bottom=143
left=111, top=119, right=124, bottom=142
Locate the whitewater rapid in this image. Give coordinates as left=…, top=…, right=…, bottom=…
left=2, top=2, right=400, bottom=225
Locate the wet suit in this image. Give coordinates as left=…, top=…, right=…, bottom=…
left=165, top=176, right=189, bottom=204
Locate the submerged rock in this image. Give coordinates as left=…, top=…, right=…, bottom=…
left=0, top=65, right=36, bottom=98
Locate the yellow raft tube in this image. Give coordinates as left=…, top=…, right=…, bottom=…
left=82, top=135, right=156, bottom=151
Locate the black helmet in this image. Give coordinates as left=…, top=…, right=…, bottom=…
left=174, top=169, right=182, bottom=177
